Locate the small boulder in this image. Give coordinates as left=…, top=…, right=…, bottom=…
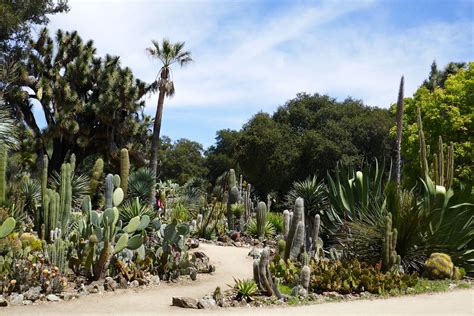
left=47, top=294, right=60, bottom=302
left=24, top=286, right=41, bottom=301
left=197, top=298, right=217, bottom=309
left=149, top=275, right=160, bottom=285
left=0, top=295, right=8, bottom=307
left=129, top=280, right=139, bottom=288
left=104, top=277, right=117, bottom=291
left=172, top=297, right=198, bottom=309
left=8, top=293, right=24, bottom=305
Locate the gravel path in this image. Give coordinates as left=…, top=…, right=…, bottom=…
left=5, top=243, right=473, bottom=315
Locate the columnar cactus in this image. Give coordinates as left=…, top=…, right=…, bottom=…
left=227, top=169, right=238, bottom=230
left=256, top=248, right=273, bottom=296
left=284, top=197, right=304, bottom=261
left=89, top=158, right=104, bottom=193
left=283, top=210, right=290, bottom=239
left=417, top=108, right=454, bottom=190
left=0, top=142, right=6, bottom=205
left=47, top=237, right=67, bottom=273
left=256, top=201, right=267, bottom=239
left=300, top=252, right=310, bottom=290
left=382, top=213, right=401, bottom=271
left=120, top=149, right=130, bottom=196
left=104, top=174, right=114, bottom=209
left=41, top=155, right=48, bottom=203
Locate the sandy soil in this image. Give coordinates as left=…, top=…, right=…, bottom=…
left=4, top=243, right=473, bottom=316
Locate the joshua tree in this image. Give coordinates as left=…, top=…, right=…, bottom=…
left=395, top=76, right=404, bottom=186
left=146, top=39, right=193, bottom=204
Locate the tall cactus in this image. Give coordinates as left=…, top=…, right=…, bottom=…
left=89, top=158, right=104, bottom=194
left=256, top=201, right=267, bottom=239
left=417, top=108, right=454, bottom=190
left=104, top=174, right=114, bottom=209
left=255, top=248, right=273, bottom=296
left=47, top=237, right=67, bottom=273
left=227, top=169, right=238, bottom=230
left=41, top=155, right=48, bottom=203
left=382, top=213, right=401, bottom=271
left=0, top=142, right=6, bottom=205
left=283, top=210, right=290, bottom=239
left=300, top=252, right=310, bottom=290
left=284, top=197, right=304, bottom=261
left=120, top=149, right=130, bottom=197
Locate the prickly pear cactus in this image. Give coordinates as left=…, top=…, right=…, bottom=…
left=0, top=217, right=15, bottom=238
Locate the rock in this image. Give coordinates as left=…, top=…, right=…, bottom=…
left=24, top=286, right=42, bottom=301
left=47, top=294, right=60, bottom=302
left=104, top=277, right=117, bottom=291
left=149, top=275, right=160, bottom=285
left=322, top=291, right=343, bottom=299
left=78, top=284, right=88, bottom=296
left=61, top=292, right=79, bottom=301
left=189, top=268, right=198, bottom=281
left=89, top=283, right=105, bottom=294
left=197, top=298, right=217, bottom=309
left=188, top=238, right=200, bottom=249
left=172, top=297, right=198, bottom=309
left=230, top=231, right=240, bottom=241
left=129, top=280, right=139, bottom=288
left=0, top=295, right=8, bottom=307
left=8, top=293, right=24, bottom=305
left=232, top=241, right=242, bottom=247
left=22, top=300, right=33, bottom=305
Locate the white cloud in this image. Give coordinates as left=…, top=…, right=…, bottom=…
left=45, top=0, right=473, bottom=145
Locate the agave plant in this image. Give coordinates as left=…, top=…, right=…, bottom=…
left=326, top=159, right=389, bottom=229
left=230, top=278, right=258, bottom=302
left=335, top=180, right=473, bottom=274
left=246, top=219, right=275, bottom=239
left=119, top=197, right=156, bottom=226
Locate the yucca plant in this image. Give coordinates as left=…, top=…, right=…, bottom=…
left=128, top=168, right=155, bottom=202
left=230, top=278, right=258, bottom=302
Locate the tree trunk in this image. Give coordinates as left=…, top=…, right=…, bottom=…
left=149, top=87, right=166, bottom=205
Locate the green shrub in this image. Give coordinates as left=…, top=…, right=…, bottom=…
left=267, top=212, right=284, bottom=234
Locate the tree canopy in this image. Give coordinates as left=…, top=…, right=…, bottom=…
left=4, top=28, right=152, bottom=172
left=399, top=62, right=473, bottom=187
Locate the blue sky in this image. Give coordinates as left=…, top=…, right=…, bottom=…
left=40, top=0, right=473, bottom=148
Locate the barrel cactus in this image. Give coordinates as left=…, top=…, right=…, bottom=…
left=423, top=253, right=455, bottom=280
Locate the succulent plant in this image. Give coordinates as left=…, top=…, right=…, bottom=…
left=382, top=213, right=401, bottom=271
left=423, top=253, right=456, bottom=280
left=89, top=158, right=104, bottom=194
left=0, top=217, right=15, bottom=238
left=256, top=201, right=267, bottom=239
left=284, top=198, right=304, bottom=261
left=0, top=142, right=6, bottom=205
left=120, top=149, right=130, bottom=197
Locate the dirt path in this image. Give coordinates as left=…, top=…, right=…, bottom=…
left=5, top=244, right=473, bottom=315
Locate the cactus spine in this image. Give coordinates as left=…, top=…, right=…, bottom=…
left=120, top=149, right=130, bottom=197
left=0, top=142, right=6, bottom=205
left=382, top=213, right=400, bottom=271
left=284, top=197, right=304, bottom=261
left=256, top=201, right=267, bottom=239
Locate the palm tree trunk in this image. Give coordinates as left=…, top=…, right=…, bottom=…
left=149, top=87, right=166, bottom=205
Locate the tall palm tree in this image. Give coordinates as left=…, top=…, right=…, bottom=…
left=146, top=39, right=193, bottom=204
